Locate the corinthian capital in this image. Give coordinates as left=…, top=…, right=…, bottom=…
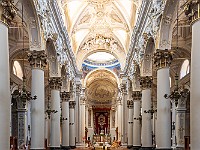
left=140, top=76, right=152, bottom=89
left=132, top=91, right=142, bottom=101
left=153, top=49, right=173, bottom=70
left=60, top=91, right=70, bottom=102
left=69, top=101, right=76, bottom=109
left=49, top=77, right=62, bottom=90
left=0, top=0, right=17, bottom=24
left=28, top=50, right=47, bottom=69
left=127, top=100, right=134, bottom=109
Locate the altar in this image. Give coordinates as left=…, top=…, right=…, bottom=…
left=92, top=134, right=111, bottom=144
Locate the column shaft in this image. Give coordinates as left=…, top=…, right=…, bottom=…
left=127, top=101, right=133, bottom=148
left=50, top=89, right=61, bottom=147
left=156, top=68, right=171, bottom=148
left=133, top=100, right=141, bottom=147
left=69, top=101, right=76, bottom=148
left=31, top=69, right=45, bottom=149
left=62, top=101, right=69, bottom=147
left=141, top=89, right=152, bottom=147
left=191, top=15, right=200, bottom=149
left=0, top=22, right=10, bottom=150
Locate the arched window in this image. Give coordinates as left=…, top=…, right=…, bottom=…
left=169, top=77, right=171, bottom=87
left=180, top=59, right=190, bottom=79
left=13, top=61, right=23, bottom=80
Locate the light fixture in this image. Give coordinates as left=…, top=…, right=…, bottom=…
left=12, top=4, right=37, bottom=107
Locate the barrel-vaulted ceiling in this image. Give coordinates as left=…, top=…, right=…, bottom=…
left=58, top=0, right=139, bottom=70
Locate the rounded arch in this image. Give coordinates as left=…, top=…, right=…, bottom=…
left=141, top=37, right=155, bottom=76
left=46, top=39, right=61, bottom=77
left=83, top=68, right=120, bottom=87
left=77, top=49, right=125, bottom=70
left=155, top=0, right=179, bottom=50
left=180, top=59, right=190, bottom=79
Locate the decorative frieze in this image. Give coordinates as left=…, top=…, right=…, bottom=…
left=69, top=101, right=76, bottom=109
left=127, top=100, right=134, bottom=109
left=132, top=91, right=142, bottom=101
left=49, top=77, right=62, bottom=90
left=60, top=91, right=70, bottom=102
left=28, top=50, right=47, bottom=70
left=153, top=49, right=173, bottom=69
left=184, top=0, right=200, bottom=24
left=140, top=76, right=152, bottom=89
left=0, top=0, right=17, bottom=24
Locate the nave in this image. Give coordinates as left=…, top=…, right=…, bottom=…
left=0, top=0, right=199, bottom=150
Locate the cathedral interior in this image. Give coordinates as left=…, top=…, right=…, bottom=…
left=0, top=0, right=198, bottom=150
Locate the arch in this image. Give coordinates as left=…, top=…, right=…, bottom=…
left=77, top=48, right=126, bottom=70
left=180, top=59, right=190, bottom=79
left=141, top=37, right=155, bottom=76
left=155, top=0, right=179, bottom=50
left=83, top=68, right=120, bottom=87
left=46, top=39, right=61, bottom=77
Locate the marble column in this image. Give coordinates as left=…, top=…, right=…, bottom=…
left=60, top=91, right=70, bottom=149
left=153, top=49, right=173, bottom=149
left=185, top=1, right=200, bottom=149
left=28, top=50, right=47, bottom=149
left=69, top=101, right=76, bottom=148
left=0, top=2, right=16, bottom=149
left=127, top=100, right=134, bottom=148
left=140, top=76, right=153, bottom=149
left=117, top=96, right=122, bottom=141
left=49, top=77, right=62, bottom=149
left=132, top=91, right=142, bottom=149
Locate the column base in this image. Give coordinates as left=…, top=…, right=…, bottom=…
left=139, top=147, right=153, bottom=150
left=50, top=147, right=61, bottom=150
left=61, top=146, right=71, bottom=150
left=127, top=145, right=133, bottom=149
left=132, top=146, right=141, bottom=150
left=70, top=146, right=76, bottom=149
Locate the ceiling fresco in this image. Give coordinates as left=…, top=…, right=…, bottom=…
left=58, top=0, right=139, bottom=69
